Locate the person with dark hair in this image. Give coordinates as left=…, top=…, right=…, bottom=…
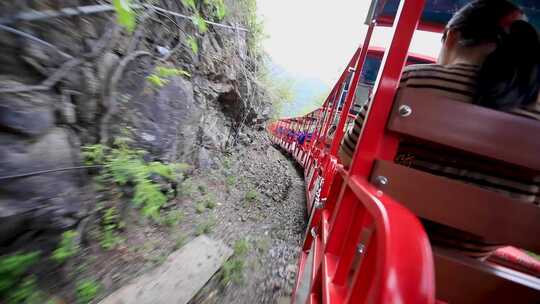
left=339, top=0, right=540, bottom=258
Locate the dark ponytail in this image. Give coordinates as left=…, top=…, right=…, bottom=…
left=476, top=20, right=540, bottom=109
left=447, top=0, right=540, bottom=110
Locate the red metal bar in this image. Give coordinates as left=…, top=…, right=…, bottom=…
left=330, top=22, right=376, bottom=156
left=318, top=48, right=362, bottom=149
left=345, top=176, right=434, bottom=304
left=349, top=0, right=426, bottom=177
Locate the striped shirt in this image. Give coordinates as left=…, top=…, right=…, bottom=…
left=339, top=63, right=540, bottom=257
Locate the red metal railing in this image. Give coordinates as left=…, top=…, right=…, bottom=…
left=266, top=0, right=437, bottom=303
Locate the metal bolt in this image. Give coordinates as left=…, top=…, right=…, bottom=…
left=375, top=176, right=389, bottom=186
left=398, top=105, right=412, bottom=117
left=357, top=244, right=366, bottom=254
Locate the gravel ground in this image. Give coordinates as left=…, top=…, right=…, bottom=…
left=190, top=132, right=308, bottom=304
left=49, top=131, right=307, bottom=304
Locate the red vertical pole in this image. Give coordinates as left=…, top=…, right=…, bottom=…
left=315, top=48, right=361, bottom=150
left=319, top=49, right=361, bottom=150
left=320, top=88, right=340, bottom=149
left=330, top=22, right=376, bottom=157
left=305, top=108, right=324, bottom=169
left=349, top=0, right=426, bottom=178
left=315, top=92, right=334, bottom=147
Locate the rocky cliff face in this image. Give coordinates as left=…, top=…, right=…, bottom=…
left=0, top=0, right=270, bottom=255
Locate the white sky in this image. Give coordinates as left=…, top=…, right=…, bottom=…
left=258, top=0, right=443, bottom=87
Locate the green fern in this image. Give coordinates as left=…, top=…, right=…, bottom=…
left=76, top=279, right=100, bottom=304
left=220, top=239, right=249, bottom=286
left=82, top=144, right=107, bottom=165
left=192, top=13, right=208, bottom=33
left=182, top=0, right=198, bottom=10
left=52, top=230, right=79, bottom=263
left=225, top=175, right=236, bottom=187
left=83, top=143, right=187, bottom=222
left=244, top=189, right=258, bottom=202
left=233, top=239, right=249, bottom=256
left=0, top=252, right=39, bottom=282
left=186, top=36, right=199, bottom=54
left=160, top=210, right=184, bottom=227
left=204, top=0, right=227, bottom=20
left=113, top=0, right=136, bottom=32
left=195, top=202, right=206, bottom=214
left=147, top=74, right=169, bottom=87
left=202, top=195, right=217, bottom=209
left=5, top=276, right=43, bottom=304
left=195, top=218, right=216, bottom=235
left=0, top=252, right=41, bottom=303
left=155, top=67, right=191, bottom=78
left=148, top=67, right=191, bottom=88
left=147, top=162, right=174, bottom=179
left=100, top=207, right=124, bottom=250
left=134, top=180, right=167, bottom=220
left=215, top=1, right=227, bottom=20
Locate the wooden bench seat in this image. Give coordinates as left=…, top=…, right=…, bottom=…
left=370, top=87, right=540, bottom=302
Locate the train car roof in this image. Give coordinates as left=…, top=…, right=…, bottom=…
left=368, top=0, right=540, bottom=33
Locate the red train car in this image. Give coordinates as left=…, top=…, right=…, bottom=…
left=268, top=0, right=540, bottom=303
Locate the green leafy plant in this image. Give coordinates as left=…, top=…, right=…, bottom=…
left=147, top=67, right=191, bottom=88
left=113, top=0, right=136, bottom=32
left=204, top=0, right=227, bottom=20
left=233, top=239, right=249, bottom=256
left=192, top=13, right=208, bottom=33
left=197, top=184, right=207, bottom=194
left=244, top=189, right=258, bottom=202
left=82, top=141, right=187, bottom=222
left=220, top=239, right=249, bottom=285
left=155, top=67, right=191, bottom=78
left=222, top=157, right=232, bottom=170
left=239, top=0, right=266, bottom=56
left=186, top=35, right=199, bottom=54
left=195, top=218, right=216, bottom=235
left=0, top=252, right=42, bottom=304
left=195, top=203, right=206, bottom=214
left=82, top=144, right=107, bottom=165
left=147, top=74, right=169, bottom=87
left=100, top=207, right=124, bottom=250
left=179, top=178, right=195, bottom=197
left=4, top=276, right=44, bottom=304
left=182, top=0, right=198, bottom=10
left=76, top=279, right=100, bottom=304
left=199, top=195, right=216, bottom=209
left=160, top=210, right=184, bottom=227
left=52, top=230, right=79, bottom=263
left=225, top=175, right=236, bottom=188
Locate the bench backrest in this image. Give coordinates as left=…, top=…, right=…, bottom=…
left=373, top=87, right=540, bottom=302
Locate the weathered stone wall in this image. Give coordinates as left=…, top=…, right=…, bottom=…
left=0, top=0, right=269, bottom=254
